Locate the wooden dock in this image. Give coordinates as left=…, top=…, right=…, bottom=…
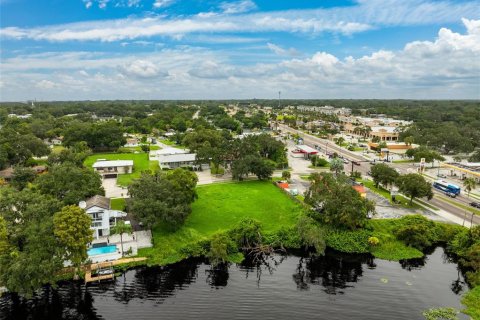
left=84, top=257, right=147, bottom=284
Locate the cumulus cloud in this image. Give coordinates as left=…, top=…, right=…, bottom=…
left=1, top=19, right=479, bottom=100
left=118, top=59, right=168, bottom=78
left=3, top=0, right=478, bottom=42
left=220, top=0, right=257, bottom=14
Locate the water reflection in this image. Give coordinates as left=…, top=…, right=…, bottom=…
left=292, top=250, right=375, bottom=294
left=0, top=248, right=468, bottom=320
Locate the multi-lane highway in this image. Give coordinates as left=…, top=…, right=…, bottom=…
left=277, top=123, right=479, bottom=226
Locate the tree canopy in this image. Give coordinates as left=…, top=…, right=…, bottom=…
left=305, top=173, right=375, bottom=230
left=35, top=163, right=104, bottom=205
left=128, top=169, right=198, bottom=229
left=395, top=173, right=433, bottom=205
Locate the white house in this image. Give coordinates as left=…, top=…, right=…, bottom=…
left=149, top=147, right=200, bottom=169
left=81, top=195, right=127, bottom=239
left=92, top=160, right=133, bottom=178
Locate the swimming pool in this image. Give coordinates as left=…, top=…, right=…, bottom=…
left=88, top=245, right=117, bottom=256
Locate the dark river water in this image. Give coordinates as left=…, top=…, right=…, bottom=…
left=0, top=247, right=471, bottom=320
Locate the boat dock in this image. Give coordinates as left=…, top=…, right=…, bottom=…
left=84, top=257, right=147, bottom=284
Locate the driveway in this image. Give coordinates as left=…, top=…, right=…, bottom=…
left=102, top=177, right=129, bottom=198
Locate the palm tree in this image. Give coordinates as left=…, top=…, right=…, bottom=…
left=463, top=178, right=477, bottom=198
left=330, top=157, right=344, bottom=176
left=110, top=220, right=133, bottom=257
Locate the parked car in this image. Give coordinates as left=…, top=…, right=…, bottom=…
left=437, top=174, right=447, bottom=178
left=470, top=202, right=480, bottom=208
left=343, top=159, right=350, bottom=164
left=352, top=161, right=360, bottom=166
left=445, top=192, right=457, bottom=198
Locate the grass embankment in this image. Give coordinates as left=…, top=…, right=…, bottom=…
left=462, top=286, right=480, bottom=319
left=368, top=220, right=423, bottom=260
left=436, top=195, right=480, bottom=216
left=360, top=179, right=425, bottom=211
left=139, top=181, right=303, bottom=265
left=392, top=159, right=415, bottom=163
left=84, top=153, right=159, bottom=186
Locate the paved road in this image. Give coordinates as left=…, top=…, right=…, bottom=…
left=278, top=123, right=366, bottom=162
left=277, top=123, right=479, bottom=226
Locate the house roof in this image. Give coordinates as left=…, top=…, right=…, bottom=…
left=92, top=160, right=133, bottom=168
left=85, top=195, right=111, bottom=210
left=154, top=147, right=188, bottom=156
left=158, top=153, right=196, bottom=163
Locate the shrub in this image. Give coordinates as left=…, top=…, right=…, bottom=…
left=207, top=233, right=237, bottom=266
left=368, top=236, right=380, bottom=246
left=395, top=215, right=437, bottom=250
left=325, top=227, right=371, bottom=253
left=230, top=218, right=263, bottom=248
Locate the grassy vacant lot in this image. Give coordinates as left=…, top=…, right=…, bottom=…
left=139, top=181, right=303, bottom=265
left=84, top=153, right=159, bottom=186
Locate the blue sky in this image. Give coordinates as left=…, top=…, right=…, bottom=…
left=0, top=0, right=479, bottom=100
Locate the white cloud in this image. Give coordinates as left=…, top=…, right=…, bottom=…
left=4, top=0, right=478, bottom=42
left=84, top=1, right=93, bottom=9
left=267, top=43, right=299, bottom=56
left=118, top=59, right=168, bottom=78
left=153, top=0, right=175, bottom=9
left=220, top=0, right=257, bottom=14
left=35, top=80, right=57, bottom=89
left=1, top=19, right=479, bottom=100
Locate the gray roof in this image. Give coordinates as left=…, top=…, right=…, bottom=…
left=92, top=160, right=133, bottom=168
left=158, top=153, right=196, bottom=163
left=85, top=195, right=111, bottom=210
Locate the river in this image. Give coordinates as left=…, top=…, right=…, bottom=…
left=0, top=247, right=470, bottom=320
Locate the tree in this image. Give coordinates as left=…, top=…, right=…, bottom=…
left=53, top=205, right=93, bottom=278
left=404, top=136, right=414, bottom=146
left=11, top=166, right=36, bottom=190
left=140, top=144, right=150, bottom=153
left=296, top=216, right=326, bottom=254
left=282, top=170, right=291, bottom=181
left=370, top=163, right=399, bottom=188
left=395, top=173, right=433, bottom=205
left=128, top=169, right=198, bottom=229
left=207, top=233, right=236, bottom=266
left=35, top=163, right=104, bottom=205
left=305, top=173, right=375, bottom=230
left=110, top=220, right=133, bottom=257
left=469, top=150, right=480, bottom=162
left=334, top=137, right=345, bottom=146
left=463, top=178, right=477, bottom=198
left=0, top=188, right=64, bottom=296
left=329, top=157, right=344, bottom=176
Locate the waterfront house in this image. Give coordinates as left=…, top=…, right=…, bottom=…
left=81, top=195, right=127, bottom=239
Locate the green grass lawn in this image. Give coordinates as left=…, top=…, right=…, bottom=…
left=139, top=181, right=304, bottom=265
left=462, top=286, right=480, bottom=320
left=110, top=198, right=126, bottom=211
left=51, top=145, right=66, bottom=153
left=118, top=145, right=160, bottom=152
left=84, top=153, right=159, bottom=186
left=392, top=159, right=415, bottom=163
